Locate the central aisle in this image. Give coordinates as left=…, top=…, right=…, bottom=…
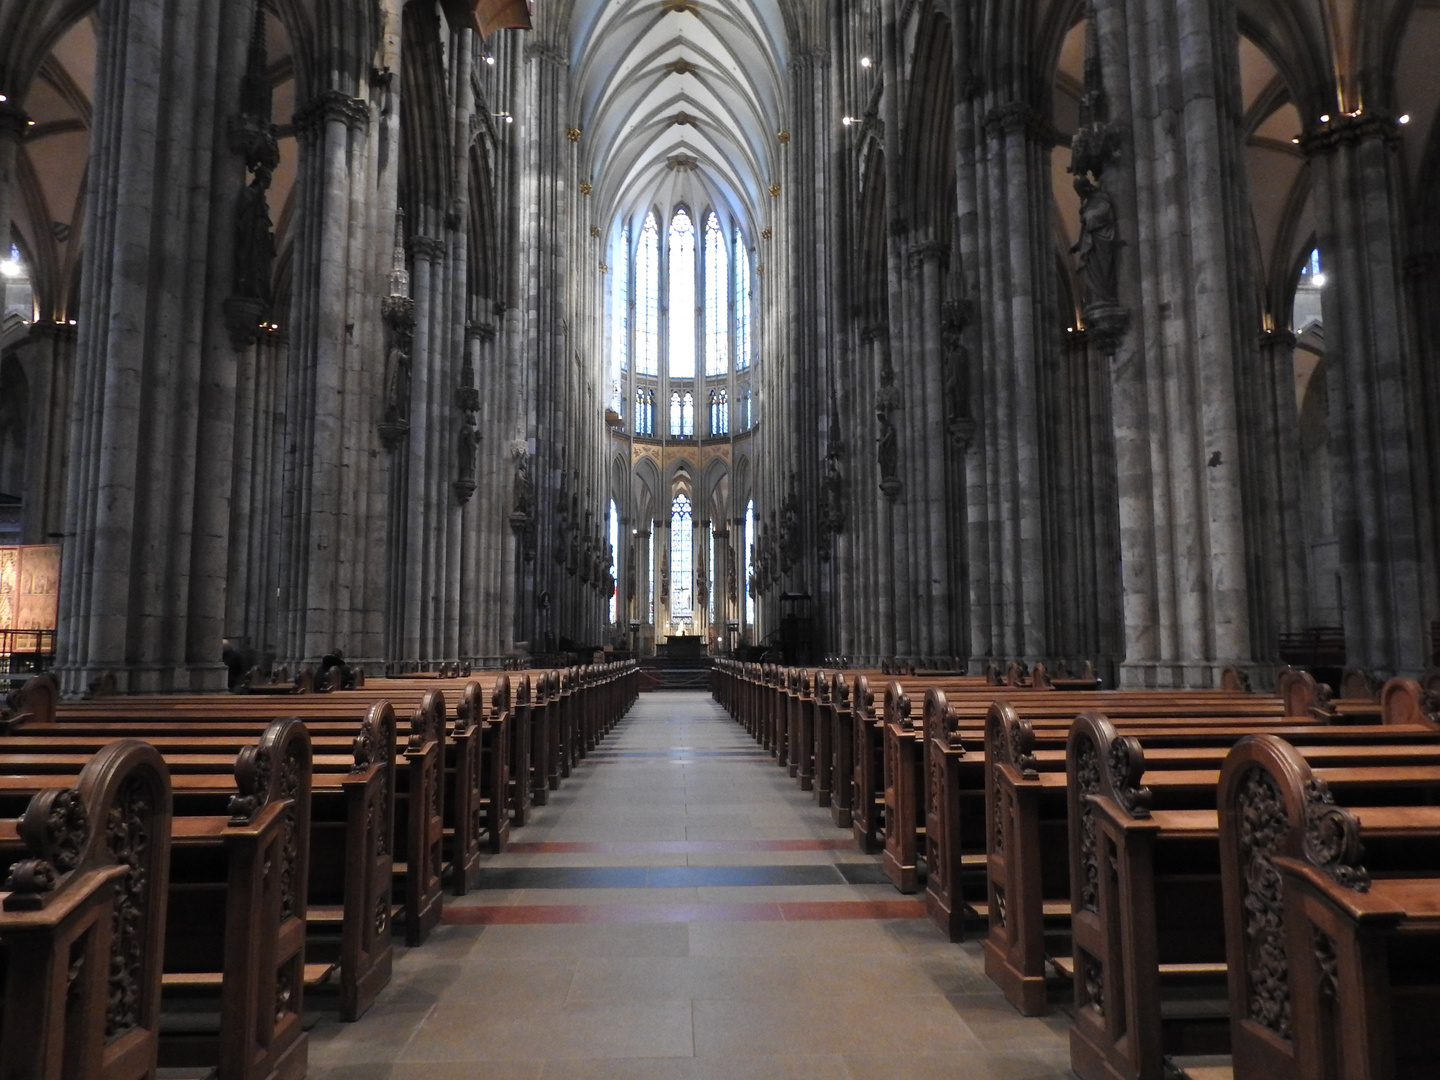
left=309, top=691, right=1073, bottom=1079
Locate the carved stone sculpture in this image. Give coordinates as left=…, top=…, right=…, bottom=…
left=455, top=422, right=478, bottom=504
left=511, top=449, right=534, bottom=519
left=820, top=454, right=845, bottom=536
left=876, top=369, right=902, bottom=496
left=1072, top=175, right=1119, bottom=308
left=234, top=167, right=276, bottom=304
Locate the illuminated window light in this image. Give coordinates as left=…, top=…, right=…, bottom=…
left=0, top=259, right=21, bottom=278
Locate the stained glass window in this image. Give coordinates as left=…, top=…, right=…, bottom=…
left=708, top=527, right=716, bottom=622
left=608, top=499, right=620, bottom=624
left=636, top=213, right=660, bottom=375
left=671, top=493, right=693, bottom=621
left=735, top=228, right=751, bottom=370
left=613, top=226, right=629, bottom=372
left=704, top=212, right=728, bottom=376
left=744, top=499, right=755, bottom=624
left=668, top=209, right=696, bottom=379
left=670, top=391, right=694, bottom=437
left=635, top=388, right=654, bottom=435
left=709, top=389, right=728, bottom=435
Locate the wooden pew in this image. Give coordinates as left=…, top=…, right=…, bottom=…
left=1219, top=734, right=1440, bottom=1080
left=0, top=739, right=172, bottom=1080
left=37, top=684, right=444, bottom=947
left=4, top=678, right=396, bottom=1021
left=982, top=691, right=1440, bottom=1016
left=0, top=719, right=313, bottom=1080
left=1066, top=714, right=1440, bottom=1080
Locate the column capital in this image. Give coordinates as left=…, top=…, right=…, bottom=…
left=410, top=235, right=446, bottom=261
left=1297, top=111, right=1401, bottom=156
left=292, top=89, right=370, bottom=134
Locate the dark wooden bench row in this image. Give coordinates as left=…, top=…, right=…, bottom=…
left=0, top=720, right=312, bottom=1080
left=974, top=681, right=1440, bottom=1017
left=1067, top=714, right=1440, bottom=1080
left=0, top=660, right=638, bottom=1080
left=0, top=662, right=636, bottom=1027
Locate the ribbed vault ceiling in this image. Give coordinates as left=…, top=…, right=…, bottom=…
left=570, top=0, right=786, bottom=234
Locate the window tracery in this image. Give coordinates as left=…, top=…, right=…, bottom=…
left=705, top=212, right=728, bottom=377
left=636, top=213, right=660, bottom=376
left=671, top=493, right=693, bottom=621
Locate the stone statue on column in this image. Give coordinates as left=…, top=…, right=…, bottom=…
left=1071, top=175, right=1119, bottom=307
left=1067, top=5, right=1129, bottom=354
left=224, top=4, right=280, bottom=349
left=820, top=454, right=845, bottom=537
left=876, top=367, right=903, bottom=498
left=455, top=421, right=479, bottom=504
left=509, top=447, right=536, bottom=562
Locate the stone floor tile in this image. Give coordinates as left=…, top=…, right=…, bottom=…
left=692, top=996, right=983, bottom=1057
left=398, top=999, right=696, bottom=1062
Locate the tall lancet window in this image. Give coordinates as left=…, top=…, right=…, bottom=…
left=744, top=499, right=756, bottom=624
left=709, top=389, right=728, bottom=435
left=613, top=226, right=630, bottom=372
left=608, top=499, right=620, bottom=625
left=635, top=388, right=654, bottom=435
left=636, top=212, right=660, bottom=375
left=735, top=227, right=751, bottom=370
left=670, top=391, right=694, bottom=437
left=670, top=493, right=694, bottom=620
left=704, top=212, right=728, bottom=376
left=708, top=527, right=716, bottom=622
left=668, top=209, right=696, bottom=379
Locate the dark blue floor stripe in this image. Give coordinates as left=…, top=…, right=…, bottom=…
left=470, top=863, right=885, bottom=889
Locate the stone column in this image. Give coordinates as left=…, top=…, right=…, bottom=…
left=57, top=0, right=254, bottom=694
left=1092, top=0, right=1260, bottom=686
left=1303, top=112, right=1436, bottom=673
left=279, top=70, right=396, bottom=670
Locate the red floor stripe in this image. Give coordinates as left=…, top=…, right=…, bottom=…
left=441, top=900, right=927, bottom=925
left=504, top=838, right=858, bottom=854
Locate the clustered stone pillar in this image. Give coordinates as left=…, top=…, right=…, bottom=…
left=1092, top=0, right=1263, bottom=686
left=961, top=100, right=1056, bottom=669
left=279, top=81, right=395, bottom=670
left=56, top=0, right=257, bottom=694
left=1303, top=112, right=1436, bottom=673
